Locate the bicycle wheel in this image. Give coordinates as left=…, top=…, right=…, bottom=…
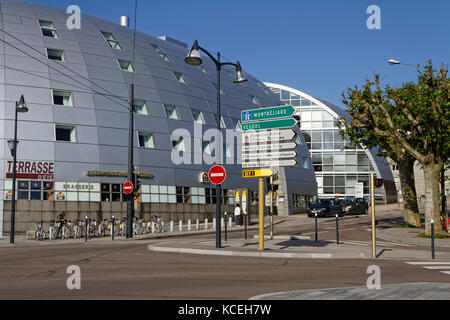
left=35, top=230, right=44, bottom=241
left=154, top=223, right=162, bottom=233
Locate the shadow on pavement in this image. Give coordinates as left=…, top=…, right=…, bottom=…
left=275, top=239, right=335, bottom=249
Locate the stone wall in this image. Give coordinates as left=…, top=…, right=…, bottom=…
left=2, top=200, right=259, bottom=234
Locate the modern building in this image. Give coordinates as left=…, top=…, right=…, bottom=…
left=265, top=82, right=397, bottom=203
left=0, top=0, right=317, bottom=234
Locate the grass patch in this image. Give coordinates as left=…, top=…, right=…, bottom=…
left=417, top=233, right=450, bottom=239
left=396, top=223, right=419, bottom=229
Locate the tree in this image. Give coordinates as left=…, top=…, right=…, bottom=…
left=340, top=61, right=449, bottom=235
left=340, top=77, right=421, bottom=227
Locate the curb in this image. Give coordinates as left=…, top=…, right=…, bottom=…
left=147, top=245, right=366, bottom=259
left=137, top=219, right=286, bottom=240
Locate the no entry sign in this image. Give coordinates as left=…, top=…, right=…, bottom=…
left=208, top=165, right=226, bottom=185
left=123, top=181, right=134, bottom=194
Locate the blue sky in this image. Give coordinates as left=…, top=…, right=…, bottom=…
left=26, top=0, right=450, bottom=108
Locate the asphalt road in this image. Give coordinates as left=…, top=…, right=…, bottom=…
left=1, top=232, right=449, bottom=299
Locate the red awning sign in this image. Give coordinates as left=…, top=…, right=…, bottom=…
left=208, top=165, right=226, bottom=185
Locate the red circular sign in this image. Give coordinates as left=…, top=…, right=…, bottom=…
left=208, top=165, right=226, bottom=185
left=123, top=181, right=134, bottom=194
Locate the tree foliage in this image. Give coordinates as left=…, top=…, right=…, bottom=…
left=339, top=61, right=449, bottom=234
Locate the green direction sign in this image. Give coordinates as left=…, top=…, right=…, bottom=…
left=241, top=105, right=295, bottom=123
left=242, top=118, right=297, bottom=132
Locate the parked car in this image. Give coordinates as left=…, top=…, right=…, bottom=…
left=341, top=197, right=369, bottom=215
left=308, top=198, right=343, bottom=218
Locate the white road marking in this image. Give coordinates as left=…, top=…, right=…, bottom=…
left=406, top=262, right=450, bottom=276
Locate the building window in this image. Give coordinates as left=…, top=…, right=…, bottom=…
left=101, top=183, right=122, bottom=202
left=211, top=82, right=225, bottom=95
left=150, top=44, right=172, bottom=62
left=302, top=157, right=310, bottom=169
left=231, top=119, right=242, bottom=131
left=39, top=20, right=58, bottom=38
left=249, top=94, right=261, bottom=105
left=53, top=90, right=73, bottom=106
left=173, top=71, right=187, bottom=84
left=199, top=66, right=208, bottom=74
left=392, top=165, right=399, bottom=171
left=192, top=109, right=205, bottom=124
left=202, top=141, right=212, bottom=155
left=55, top=125, right=76, bottom=142
left=138, top=132, right=155, bottom=148
left=213, top=115, right=227, bottom=129
left=118, top=59, right=134, bottom=72
left=101, top=31, right=122, bottom=50
left=47, top=49, right=65, bottom=61
left=164, top=104, right=179, bottom=120
left=134, top=100, right=148, bottom=115
left=171, top=136, right=185, bottom=152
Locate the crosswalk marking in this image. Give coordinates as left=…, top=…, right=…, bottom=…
left=406, top=262, right=450, bottom=265
left=406, top=261, right=450, bottom=276
left=344, top=240, right=412, bottom=247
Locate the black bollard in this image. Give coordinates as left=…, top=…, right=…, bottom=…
left=244, top=213, right=247, bottom=240
left=315, top=213, right=318, bottom=242
left=336, top=214, right=340, bottom=244
left=224, top=213, right=228, bottom=242
left=85, top=216, right=88, bottom=242
left=111, top=216, right=115, bottom=241
left=431, top=219, right=435, bottom=259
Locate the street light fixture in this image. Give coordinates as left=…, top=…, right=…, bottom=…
left=387, top=59, right=419, bottom=68
left=9, top=94, right=28, bottom=244
left=185, top=40, right=247, bottom=248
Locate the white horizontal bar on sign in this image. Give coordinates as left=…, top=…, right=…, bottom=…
left=242, top=142, right=297, bottom=153
left=242, top=151, right=297, bottom=161
left=242, top=159, right=297, bottom=168
left=210, top=173, right=224, bottom=177
left=242, top=128, right=296, bottom=144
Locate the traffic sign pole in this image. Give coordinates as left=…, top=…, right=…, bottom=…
left=258, top=177, right=264, bottom=251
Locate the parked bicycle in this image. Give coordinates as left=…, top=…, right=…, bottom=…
left=48, top=220, right=59, bottom=240
left=34, top=221, right=45, bottom=241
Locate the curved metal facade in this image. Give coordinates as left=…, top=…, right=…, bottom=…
left=0, top=0, right=317, bottom=233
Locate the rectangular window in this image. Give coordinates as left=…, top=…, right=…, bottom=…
left=39, top=20, right=58, bottom=38
left=134, top=100, right=148, bottom=115
left=231, top=119, right=242, bottom=131
left=249, top=94, right=260, bottom=105
left=202, top=141, right=212, bottom=155
left=53, top=90, right=73, bottom=106
left=214, top=115, right=227, bottom=129
left=101, top=31, right=122, bottom=50
left=117, top=59, right=134, bottom=72
left=47, top=49, right=65, bottom=61
left=173, top=71, right=187, bottom=84
left=150, top=44, right=171, bottom=62
left=138, top=132, right=155, bottom=148
left=164, top=104, right=179, bottom=120
left=191, top=109, right=205, bottom=124
left=55, top=125, right=76, bottom=142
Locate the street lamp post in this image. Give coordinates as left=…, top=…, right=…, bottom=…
left=8, top=95, right=28, bottom=244
left=185, top=40, right=247, bottom=248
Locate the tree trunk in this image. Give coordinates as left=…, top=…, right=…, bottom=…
left=423, top=162, right=444, bottom=235
left=398, top=159, right=421, bottom=227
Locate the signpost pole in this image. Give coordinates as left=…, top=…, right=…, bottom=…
left=258, top=177, right=264, bottom=251
left=270, top=176, right=274, bottom=238
left=371, top=173, right=376, bottom=259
